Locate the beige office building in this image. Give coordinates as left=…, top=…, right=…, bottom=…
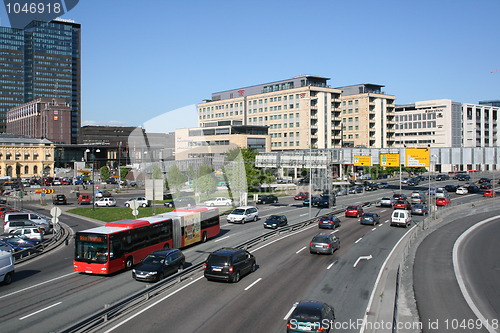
left=198, top=75, right=342, bottom=150
left=336, top=84, right=396, bottom=148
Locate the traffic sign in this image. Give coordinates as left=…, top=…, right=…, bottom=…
left=380, top=153, right=400, bottom=167
left=405, top=148, right=430, bottom=167
left=50, top=206, right=62, bottom=217
left=51, top=216, right=59, bottom=225
left=353, top=156, right=372, bottom=166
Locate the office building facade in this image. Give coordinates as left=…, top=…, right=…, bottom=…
left=6, top=97, right=71, bottom=143
left=462, top=103, right=500, bottom=147
left=198, top=75, right=343, bottom=151
left=0, top=19, right=81, bottom=143
left=336, top=84, right=396, bottom=148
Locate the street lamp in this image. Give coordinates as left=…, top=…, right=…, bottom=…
left=86, top=148, right=101, bottom=210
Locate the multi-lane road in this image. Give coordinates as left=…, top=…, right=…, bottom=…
left=0, top=180, right=498, bottom=333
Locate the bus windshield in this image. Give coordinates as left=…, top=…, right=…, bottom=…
left=75, top=233, right=109, bottom=264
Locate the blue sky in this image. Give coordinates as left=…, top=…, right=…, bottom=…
left=2, top=0, right=500, bottom=129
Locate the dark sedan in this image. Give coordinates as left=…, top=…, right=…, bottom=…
left=263, top=215, right=288, bottom=229
left=317, top=215, right=341, bottom=229
left=444, top=184, right=458, bottom=192
left=303, top=196, right=320, bottom=206
left=257, top=195, right=278, bottom=204
left=163, top=197, right=196, bottom=208
left=132, top=249, right=185, bottom=282
left=52, top=194, right=67, bottom=205
left=286, top=301, right=335, bottom=333
left=411, top=204, right=428, bottom=215
left=359, top=212, right=380, bottom=225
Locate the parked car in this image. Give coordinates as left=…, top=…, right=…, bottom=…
left=125, top=197, right=151, bottom=208
left=294, top=192, right=309, bottom=200
left=345, top=205, right=364, bottom=218
left=436, top=197, right=452, bottom=206
left=163, top=197, right=196, bottom=208
left=9, top=227, right=43, bottom=242
left=204, top=248, right=256, bottom=283
left=379, top=197, right=394, bottom=207
left=263, top=215, right=288, bottom=229
left=4, top=212, right=50, bottom=233
left=483, top=190, right=497, bottom=197
left=435, top=174, right=450, bottom=181
left=411, top=204, right=428, bottom=215
left=309, top=233, right=340, bottom=255
left=0, top=240, right=15, bottom=253
left=203, top=197, right=232, bottom=206
left=359, top=212, right=380, bottom=225
left=286, top=301, right=335, bottom=333
left=132, top=249, right=185, bottom=282
left=256, top=195, right=278, bottom=204
left=52, top=194, right=67, bottom=205
left=317, top=214, right=341, bottom=229
left=0, top=209, right=19, bottom=219
left=226, top=206, right=259, bottom=224
left=393, top=200, right=411, bottom=210
left=95, top=197, right=117, bottom=207
left=455, top=187, right=468, bottom=195
left=2, top=235, right=38, bottom=251
left=455, top=174, right=471, bottom=181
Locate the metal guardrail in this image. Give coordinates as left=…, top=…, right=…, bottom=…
left=58, top=203, right=364, bottom=333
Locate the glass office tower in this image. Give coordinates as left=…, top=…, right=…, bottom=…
left=0, top=19, right=80, bottom=143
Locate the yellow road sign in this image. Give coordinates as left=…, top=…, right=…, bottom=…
left=380, top=153, right=400, bottom=167
left=353, top=156, right=372, bottom=166
left=405, top=148, right=430, bottom=167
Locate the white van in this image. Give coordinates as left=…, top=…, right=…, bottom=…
left=391, top=210, right=412, bottom=228
left=4, top=212, right=51, bottom=233
left=0, top=251, right=15, bottom=285
left=226, top=206, right=259, bottom=224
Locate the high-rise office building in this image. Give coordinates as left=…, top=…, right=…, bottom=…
left=0, top=19, right=81, bottom=143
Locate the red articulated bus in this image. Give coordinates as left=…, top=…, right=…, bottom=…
left=74, top=206, right=220, bottom=275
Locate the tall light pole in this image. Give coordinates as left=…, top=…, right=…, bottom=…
left=86, top=148, right=100, bottom=211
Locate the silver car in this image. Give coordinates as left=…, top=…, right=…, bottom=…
left=309, top=234, right=340, bottom=255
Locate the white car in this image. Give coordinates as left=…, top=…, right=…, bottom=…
left=227, top=206, right=259, bottom=224
left=95, top=197, right=117, bottom=207
left=204, top=197, right=233, bottom=206
left=125, top=197, right=150, bottom=207
left=10, top=227, right=43, bottom=242
left=456, top=187, right=468, bottom=195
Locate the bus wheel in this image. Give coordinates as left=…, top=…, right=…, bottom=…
left=202, top=232, right=208, bottom=243
left=125, top=257, right=133, bottom=270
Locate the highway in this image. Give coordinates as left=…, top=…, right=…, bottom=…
left=0, top=179, right=495, bottom=333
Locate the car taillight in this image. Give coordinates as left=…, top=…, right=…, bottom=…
left=326, top=244, right=331, bottom=248
left=310, top=242, right=313, bottom=247
left=229, top=266, right=234, bottom=273
left=203, top=263, right=207, bottom=270
left=286, top=323, right=292, bottom=329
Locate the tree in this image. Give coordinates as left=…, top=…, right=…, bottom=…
left=192, top=165, right=217, bottom=198
left=225, top=147, right=260, bottom=189
left=100, top=166, right=110, bottom=182
left=166, top=165, right=186, bottom=192
left=151, top=164, right=163, bottom=179
left=258, top=170, right=275, bottom=192
left=120, top=167, right=129, bottom=181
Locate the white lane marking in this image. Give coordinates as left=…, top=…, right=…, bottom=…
left=104, top=276, right=204, bottom=333
left=19, top=302, right=62, bottom=320
left=0, top=272, right=77, bottom=300
left=284, top=303, right=298, bottom=320
left=353, top=255, right=373, bottom=268
left=452, top=216, right=500, bottom=333
left=250, top=223, right=317, bottom=253
left=360, top=224, right=417, bottom=333
left=327, top=262, right=336, bottom=270
left=355, top=238, right=362, bottom=244
left=371, top=227, right=377, bottom=231
left=296, top=246, right=306, bottom=254
left=385, top=220, right=389, bottom=223
left=244, top=277, right=262, bottom=291
left=380, top=209, right=386, bottom=213
left=299, top=213, right=308, bottom=217
left=214, top=235, right=230, bottom=243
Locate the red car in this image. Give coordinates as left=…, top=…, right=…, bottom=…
left=345, top=205, right=364, bottom=218
left=393, top=200, right=411, bottom=210
left=483, top=190, right=496, bottom=197
left=294, top=192, right=310, bottom=200
left=436, top=197, right=451, bottom=206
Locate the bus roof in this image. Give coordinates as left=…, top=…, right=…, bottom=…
left=78, top=226, right=127, bottom=235
left=105, top=219, right=150, bottom=228
left=174, top=206, right=210, bottom=213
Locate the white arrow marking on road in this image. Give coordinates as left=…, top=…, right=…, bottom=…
left=353, top=255, right=373, bottom=267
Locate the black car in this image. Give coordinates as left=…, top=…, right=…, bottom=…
left=286, top=301, right=335, bottom=333
left=263, top=215, right=288, bottom=229
left=478, top=177, right=491, bottom=184
left=444, top=184, right=458, bottom=192
left=204, top=248, right=256, bottom=283
left=317, top=214, right=341, bottom=229
left=359, top=212, right=380, bottom=225
left=480, top=182, right=492, bottom=190
left=132, top=249, right=185, bottom=282
left=436, top=174, right=450, bottom=181
left=467, top=184, right=481, bottom=193
left=455, top=174, right=470, bottom=181
left=313, top=195, right=335, bottom=208
left=52, top=194, right=67, bottom=205
left=392, top=193, right=407, bottom=201
left=256, top=195, right=278, bottom=204
left=407, top=178, right=420, bottom=186
left=164, top=197, right=196, bottom=208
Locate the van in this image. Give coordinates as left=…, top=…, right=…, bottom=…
left=4, top=212, right=51, bottom=233
left=226, top=206, right=259, bottom=224
left=4, top=220, right=39, bottom=234
left=391, top=210, right=412, bottom=228
left=77, top=194, right=91, bottom=205
left=0, top=251, right=15, bottom=285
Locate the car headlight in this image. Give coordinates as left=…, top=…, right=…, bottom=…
left=132, top=269, right=136, bottom=273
